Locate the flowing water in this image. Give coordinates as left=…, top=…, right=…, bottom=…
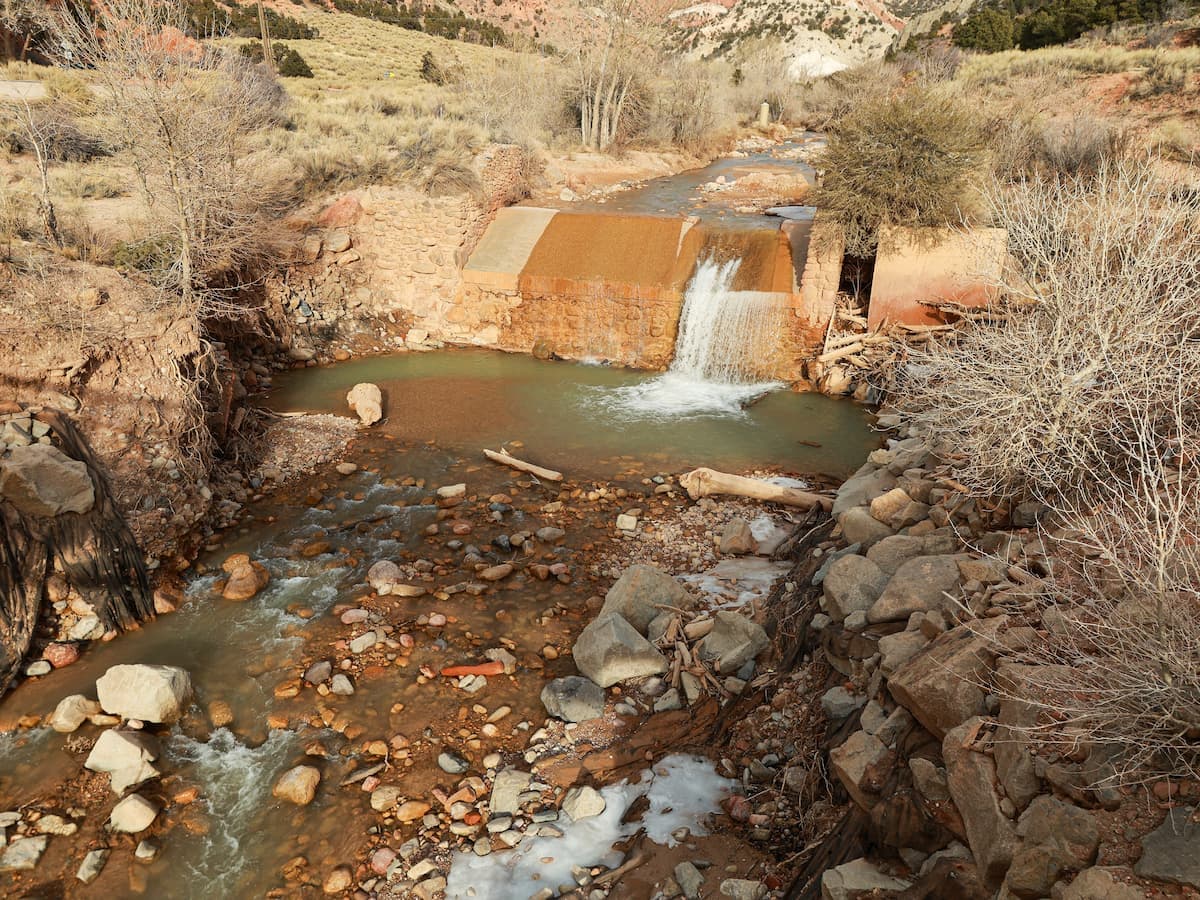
left=596, top=256, right=789, bottom=418
left=0, top=138, right=869, bottom=898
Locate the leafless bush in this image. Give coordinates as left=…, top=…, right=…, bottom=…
left=896, top=159, right=1200, bottom=503
left=981, top=394, right=1200, bottom=784
left=50, top=0, right=293, bottom=318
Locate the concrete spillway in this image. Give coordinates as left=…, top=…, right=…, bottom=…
left=459, top=208, right=838, bottom=380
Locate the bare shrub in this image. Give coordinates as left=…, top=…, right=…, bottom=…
left=813, top=83, right=989, bottom=257
left=1129, top=53, right=1195, bottom=97
left=896, top=160, right=1200, bottom=502
left=982, top=393, right=1200, bottom=784
left=50, top=0, right=293, bottom=317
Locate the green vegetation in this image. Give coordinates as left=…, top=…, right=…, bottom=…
left=954, top=8, right=1017, bottom=51
left=240, top=40, right=314, bottom=78
left=813, top=85, right=990, bottom=257
left=184, top=0, right=318, bottom=40
left=330, top=0, right=508, bottom=46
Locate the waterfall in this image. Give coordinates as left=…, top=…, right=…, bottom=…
left=671, top=256, right=782, bottom=384
left=585, top=254, right=784, bottom=418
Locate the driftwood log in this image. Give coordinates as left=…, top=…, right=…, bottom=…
left=679, top=467, right=833, bottom=512
left=483, top=448, right=563, bottom=482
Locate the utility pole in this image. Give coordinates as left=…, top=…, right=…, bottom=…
left=257, top=1, right=275, bottom=71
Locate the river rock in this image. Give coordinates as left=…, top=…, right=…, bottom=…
left=832, top=463, right=898, bottom=519
left=676, top=861, right=705, bottom=899
left=370, top=785, right=401, bottom=811
left=49, top=694, right=102, bottom=733
left=698, top=610, right=770, bottom=675
left=868, top=555, right=962, bottom=624
left=221, top=554, right=270, bottom=601
left=0, top=443, right=95, bottom=517
left=541, top=676, right=605, bottom=722
left=0, top=835, right=47, bottom=871
left=76, top=848, right=110, bottom=884
left=330, top=674, right=354, bottom=696
left=85, top=729, right=160, bottom=794
left=1134, top=805, right=1200, bottom=888
left=719, top=518, right=758, bottom=555
left=562, top=785, right=606, bottom=821
left=367, top=560, right=402, bottom=594
left=96, top=664, right=193, bottom=724
left=324, top=866, right=353, bottom=894
left=44, top=642, right=79, bottom=668
left=943, top=717, right=1018, bottom=885
left=889, top=624, right=995, bottom=739
left=822, top=554, right=889, bottom=621
left=1062, top=867, right=1144, bottom=900
left=830, top=730, right=893, bottom=811
left=438, top=751, right=469, bottom=774
left=490, top=769, right=532, bottom=815
left=109, top=794, right=159, bottom=833
left=821, top=858, right=911, bottom=899
left=839, top=507, right=895, bottom=549
left=865, top=535, right=930, bottom=575
left=600, top=564, right=696, bottom=635
left=274, top=766, right=321, bottom=805
left=572, top=612, right=668, bottom=687
left=719, top=879, right=767, bottom=900
left=346, top=383, right=383, bottom=426
left=304, top=660, right=332, bottom=684
left=820, top=685, right=866, bottom=721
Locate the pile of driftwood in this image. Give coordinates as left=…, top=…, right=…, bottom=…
left=809, top=298, right=1015, bottom=396
left=648, top=608, right=771, bottom=704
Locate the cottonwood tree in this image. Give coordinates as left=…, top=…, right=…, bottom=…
left=571, top=0, right=679, bottom=151
left=50, top=0, right=289, bottom=317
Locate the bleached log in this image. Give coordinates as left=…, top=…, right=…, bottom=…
left=680, top=467, right=832, bottom=512
left=483, top=448, right=563, bottom=482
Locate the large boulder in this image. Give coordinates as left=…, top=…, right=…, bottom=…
left=943, top=717, right=1018, bottom=886
left=719, top=518, right=758, bottom=555
left=832, top=463, right=898, bottom=519
left=573, top=612, right=668, bottom=687
left=48, top=694, right=102, bottom=733
left=346, top=382, right=383, bottom=426
left=868, top=555, right=963, bottom=624
left=1134, top=805, right=1200, bottom=889
left=1006, top=795, right=1099, bottom=897
left=829, top=730, right=894, bottom=811
left=0, top=443, right=94, bottom=517
left=821, top=858, right=911, bottom=899
left=221, top=554, right=270, bottom=602
left=108, top=794, right=159, bottom=833
left=541, top=676, right=605, bottom=722
left=600, top=565, right=696, bottom=635
left=96, top=664, right=193, bottom=724
left=273, top=765, right=321, bottom=806
left=888, top=624, right=996, bottom=739
left=839, top=507, right=895, bottom=549
left=698, top=610, right=770, bottom=674
left=823, top=554, right=889, bottom=622
left=85, top=729, right=160, bottom=794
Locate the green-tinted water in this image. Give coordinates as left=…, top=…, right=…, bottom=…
left=268, top=350, right=877, bottom=481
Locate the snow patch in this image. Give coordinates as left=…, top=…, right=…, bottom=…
left=446, top=755, right=732, bottom=900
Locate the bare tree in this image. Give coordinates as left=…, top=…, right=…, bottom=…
left=0, top=0, right=52, bottom=62
left=571, top=0, right=677, bottom=151
left=49, top=0, right=290, bottom=316
left=7, top=97, right=61, bottom=247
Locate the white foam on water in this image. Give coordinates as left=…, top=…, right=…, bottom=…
left=445, top=754, right=732, bottom=900
left=165, top=728, right=301, bottom=895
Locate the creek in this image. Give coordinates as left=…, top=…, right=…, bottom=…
left=0, top=141, right=872, bottom=899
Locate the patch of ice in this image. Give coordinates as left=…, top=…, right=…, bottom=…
left=681, top=558, right=793, bottom=610
left=446, top=754, right=732, bottom=900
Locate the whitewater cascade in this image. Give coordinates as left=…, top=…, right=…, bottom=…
left=588, top=254, right=785, bottom=417
left=671, top=256, right=783, bottom=384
